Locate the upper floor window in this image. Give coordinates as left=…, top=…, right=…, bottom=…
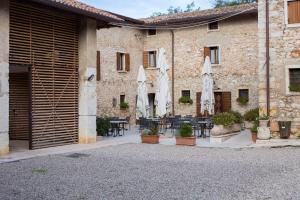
left=143, top=51, right=157, bottom=68
left=182, top=90, right=191, bottom=97
left=208, top=21, right=219, bottom=30
left=147, top=29, right=157, bottom=36
left=204, top=46, right=220, bottom=65
left=116, top=52, right=130, bottom=72
left=289, top=68, right=300, bottom=92
left=286, top=0, right=300, bottom=25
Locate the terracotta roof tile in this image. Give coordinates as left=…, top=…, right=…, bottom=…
left=143, top=3, right=258, bottom=25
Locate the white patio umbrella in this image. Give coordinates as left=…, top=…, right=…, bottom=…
left=201, top=56, right=215, bottom=115
left=155, top=48, right=172, bottom=117
left=136, top=65, right=150, bottom=119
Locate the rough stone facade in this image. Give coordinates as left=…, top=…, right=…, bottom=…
left=97, top=14, right=259, bottom=121
left=258, top=0, right=300, bottom=136
left=0, top=0, right=10, bottom=156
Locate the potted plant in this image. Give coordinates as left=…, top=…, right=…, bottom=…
left=141, top=127, right=159, bottom=144
left=236, top=96, right=249, bottom=106
left=120, top=102, right=129, bottom=110
left=250, top=123, right=258, bottom=143
left=178, top=96, right=193, bottom=105
left=244, top=108, right=259, bottom=129
left=289, top=84, right=300, bottom=92
left=176, top=124, right=196, bottom=146
left=259, top=115, right=269, bottom=127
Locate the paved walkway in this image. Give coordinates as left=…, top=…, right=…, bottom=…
left=1, top=144, right=300, bottom=200
left=1, top=127, right=300, bottom=164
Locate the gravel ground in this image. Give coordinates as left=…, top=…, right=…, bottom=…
left=0, top=144, right=300, bottom=200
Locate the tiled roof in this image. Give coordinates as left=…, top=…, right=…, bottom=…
left=31, top=0, right=141, bottom=23
left=143, top=3, right=258, bottom=25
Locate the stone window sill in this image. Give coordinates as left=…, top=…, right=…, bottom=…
left=286, top=23, right=300, bottom=28
left=286, top=91, right=300, bottom=96
left=146, top=67, right=159, bottom=70
left=211, top=64, right=221, bottom=67
left=117, top=71, right=128, bottom=74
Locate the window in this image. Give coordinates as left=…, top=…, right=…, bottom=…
left=239, top=89, right=249, bottom=99
left=204, top=46, right=220, bottom=65
left=148, top=51, right=157, bottom=68
left=120, top=95, right=125, bottom=104
left=147, top=29, right=157, bottom=36
left=182, top=90, right=191, bottom=97
left=287, top=0, right=300, bottom=25
left=116, top=52, right=130, bottom=72
left=289, top=68, right=300, bottom=92
left=208, top=21, right=219, bottom=30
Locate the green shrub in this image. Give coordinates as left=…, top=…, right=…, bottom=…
left=142, top=126, right=159, bottom=136
left=289, top=84, right=300, bottom=92
left=259, top=115, right=269, bottom=120
left=120, top=102, right=129, bottom=110
left=236, top=96, right=249, bottom=105
left=178, top=96, right=193, bottom=104
left=250, top=124, right=258, bottom=133
left=178, top=123, right=193, bottom=137
left=213, top=112, right=236, bottom=127
left=244, top=108, right=259, bottom=122
left=96, top=117, right=111, bottom=136
left=229, top=110, right=243, bottom=124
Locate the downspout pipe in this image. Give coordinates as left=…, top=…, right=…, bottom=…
left=266, top=0, right=270, bottom=116
left=171, top=30, right=175, bottom=115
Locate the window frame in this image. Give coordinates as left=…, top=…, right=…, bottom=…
left=120, top=94, right=126, bottom=104
left=238, top=89, right=249, bottom=99
left=117, top=52, right=126, bottom=72
left=181, top=90, right=191, bottom=97
left=285, top=0, right=300, bottom=27
left=207, top=21, right=219, bottom=31
left=207, top=45, right=221, bottom=65
left=286, top=65, right=300, bottom=95
left=148, top=50, right=157, bottom=68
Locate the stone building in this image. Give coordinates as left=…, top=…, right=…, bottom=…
left=258, top=0, right=300, bottom=136
left=97, top=3, right=259, bottom=121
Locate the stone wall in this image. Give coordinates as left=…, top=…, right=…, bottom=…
left=258, top=0, right=300, bottom=136
left=0, top=0, right=9, bottom=155
left=97, top=14, right=259, bottom=122
left=96, top=28, right=144, bottom=122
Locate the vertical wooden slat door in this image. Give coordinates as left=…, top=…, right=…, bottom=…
left=9, top=0, right=79, bottom=149
left=9, top=73, right=30, bottom=140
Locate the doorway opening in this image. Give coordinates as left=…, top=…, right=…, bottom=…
left=148, top=93, right=156, bottom=117
left=9, top=65, right=31, bottom=151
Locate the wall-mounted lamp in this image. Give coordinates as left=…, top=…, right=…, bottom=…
left=87, top=74, right=95, bottom=82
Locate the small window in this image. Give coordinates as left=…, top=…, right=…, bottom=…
left=287, top=0, right=300, bottom=24
left=117, top=53, right=126, bottom=71
left=182, top=90, right=191, bottom=97
left=148, top=29, right=157, bottom=36
left=208, top=22, right=219, bottom=30
left=120, top=95, right=125, bottom=104
left=289, top=68, right=300, bottom=92
left=209, top=46, right=219, bottom=64
left=148, top=51, right=157, bottom=68
left=239, top=89, right=249, bottom=99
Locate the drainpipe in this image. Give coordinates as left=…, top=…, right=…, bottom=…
left=171, top=30, right=175, bottom=115
left=266, top=0, right=270, bottom=116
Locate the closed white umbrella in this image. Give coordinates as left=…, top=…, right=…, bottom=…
left=201, top=56, right=215, bottom=115
left=136, top=65, right=150, bottom=119
left=155, top=48, right=172, bottom=117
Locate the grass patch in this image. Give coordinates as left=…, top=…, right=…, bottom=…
left=32, top=168, right=48, bottom=174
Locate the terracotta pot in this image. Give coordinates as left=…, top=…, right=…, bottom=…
left=176, top=136, right=196, bottom=146
left=141, top=135, right=159, bottom=144
left=251, top=132, right=257, bottom=143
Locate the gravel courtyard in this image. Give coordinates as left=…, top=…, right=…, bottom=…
left=0, top=144, right=300, bottom=200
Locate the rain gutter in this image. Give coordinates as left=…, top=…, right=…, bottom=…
left=266, top=0, right=270, bottom=116
left=171, top=30, right=175, bottom=115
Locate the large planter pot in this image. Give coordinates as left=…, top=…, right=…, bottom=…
left=141, top=135, right=159, bottom=144
left=259, top=120, right=269, bottom=127
left=210, top=124, right=241, bottom=143
left=244, top=121, right=254, bottom=129
left=251, top=132, right=257, bottom=143
left=176, top=136, right=196, bottom=146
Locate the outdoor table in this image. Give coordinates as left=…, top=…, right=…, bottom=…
left=110, top=120, right=128, bottom=137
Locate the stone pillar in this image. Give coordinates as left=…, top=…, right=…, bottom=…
left=0, top=0, right=10, bottom=155
left=78, top=18, right=97, bottom=144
